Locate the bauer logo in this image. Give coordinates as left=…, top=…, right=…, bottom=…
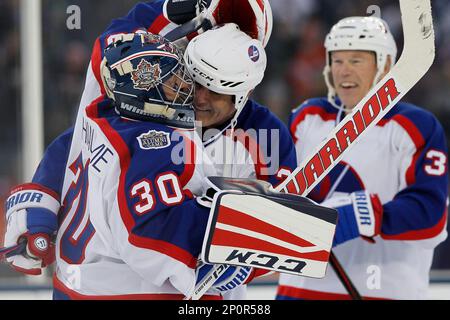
left=248, top=45, right=260, bottom=62
left=137, top=130, right=171, bottom=150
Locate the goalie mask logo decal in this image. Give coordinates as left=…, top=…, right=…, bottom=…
left=137, top=130, right=171, bottom=150
left=131, top=59, right=161, bottom=91
left=248, top=45, right=260, bottom=62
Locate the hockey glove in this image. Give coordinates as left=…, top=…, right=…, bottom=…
left=195, top=260, right=253, bottom=294
left=4, top=183, right=59, bottom=275
left=163, top=0, right=273, bottom=47
left=321, top=190, right=383, bottom=247
left=163, top=0, right=211, bottom=25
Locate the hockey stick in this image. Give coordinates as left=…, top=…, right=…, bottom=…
left=189, top=0, right=435, bottom=300
left=0, top=242, right=26, bottom=261
left=319, top=165, right=362, bottom=300
left=164, top=11, right=212, bottom=42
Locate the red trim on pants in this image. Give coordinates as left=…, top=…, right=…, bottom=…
left=53, top=274, right=222, bottom=300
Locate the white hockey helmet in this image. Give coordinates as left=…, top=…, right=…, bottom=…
left=323, top=16, right=397, bottom=104
left=184, top=23, right=267, bottom=114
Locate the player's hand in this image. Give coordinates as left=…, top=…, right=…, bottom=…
left=321, top=190, right=383, bottom=247
left=195, top=261, right=253, bottom=293
left=163, top=0, right=209, bottom=25
left=4, top=184, right=59, bottom=275
left=163, top=0, right=272, bottom=47
left=205, top=0, right=273, bottom=47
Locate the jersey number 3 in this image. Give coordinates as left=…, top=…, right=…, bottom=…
left=424, top=150, right=447, bottom=176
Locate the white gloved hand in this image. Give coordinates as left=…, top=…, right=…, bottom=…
left=4, top=184, right=59, bottom=275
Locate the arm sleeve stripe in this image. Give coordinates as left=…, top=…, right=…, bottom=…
left=392, top=114, right=425, bottom=186
left=90, top=38, right=105, bottom=95
left=147, top=14, right=170, bottom=35
left=392, top=114, right=425, bottom=149
left=381, top=209, right=447, bottom=240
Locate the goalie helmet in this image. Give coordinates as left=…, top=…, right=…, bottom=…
left=100, top=33, right=195, bottom=128
left=184, top=23, right=267, bottom=115
left=323, top=16, right=397, bottom=107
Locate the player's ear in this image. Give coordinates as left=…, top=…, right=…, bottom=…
left=376, top=55, right=392, bottom=83
left=384, top=55, right=393, bottom=73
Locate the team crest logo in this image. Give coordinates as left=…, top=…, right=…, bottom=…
left=137, top=130, right=171, bottom=150
left=131, top=59, right=161, bottom=91
left=248, top=45, right=260, bottom=62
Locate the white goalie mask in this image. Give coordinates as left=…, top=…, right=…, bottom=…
left=323, top=16, right=398, bottom=108
left=184, top=23, right=267, bottom=118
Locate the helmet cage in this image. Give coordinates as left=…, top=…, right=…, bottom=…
left=101, top=33, right=195, bottom=128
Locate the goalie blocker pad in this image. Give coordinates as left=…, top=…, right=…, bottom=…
left=202, top=190, right=338, bottom=278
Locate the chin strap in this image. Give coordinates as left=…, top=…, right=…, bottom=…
left=201, top=100, right=246, bottom=147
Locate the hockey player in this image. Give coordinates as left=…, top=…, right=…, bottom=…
left=4, top=1, right=298, bottom=299
left=81, top=0, right=291, bottom=187
left=5, top=32, right=301, bottom=299
left=6, top=33, right=223, bottom=299
left=183, top=23, right=298, bottom=299
left=79, top=0, right=273, bottom=115
left=277, top=16, right=449, bottom=300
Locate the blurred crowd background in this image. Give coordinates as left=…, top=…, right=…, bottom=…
left=0, top=0, right=449, bottom=280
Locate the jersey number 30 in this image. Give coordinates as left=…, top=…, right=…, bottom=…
left=130, top=172, right=184, bottom=215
